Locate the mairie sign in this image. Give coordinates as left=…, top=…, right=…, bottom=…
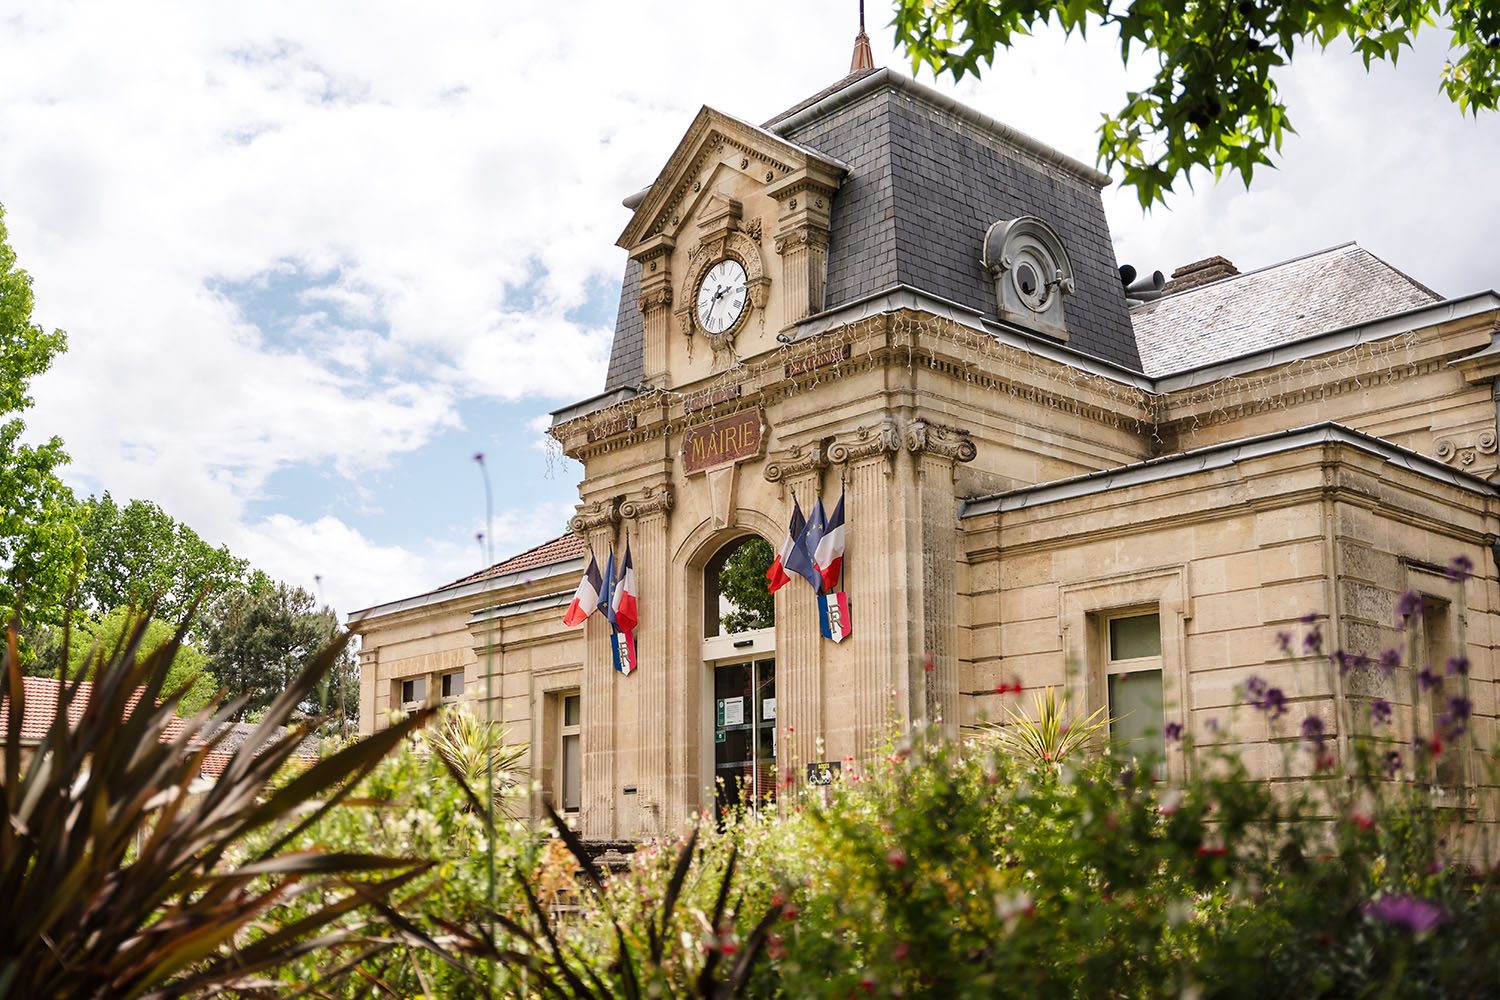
left=682, top=408, right=763, bottom=474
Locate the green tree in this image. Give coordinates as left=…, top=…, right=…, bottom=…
left=203, top=571, right=355, bottom=725
left=892, top=1, right=1500, bottom=206
left=0, top=202, right=82, bottom=635
left=76, top=491, right=248, bottom=632
left=66, top=605, right=220, bottom=714
left=720, top=536, right=775, bottom=633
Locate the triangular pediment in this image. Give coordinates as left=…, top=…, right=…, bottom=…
left=616, top=106, right=846, bottom=251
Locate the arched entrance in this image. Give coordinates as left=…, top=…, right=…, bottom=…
left=700, top=534, right=776, bottom=816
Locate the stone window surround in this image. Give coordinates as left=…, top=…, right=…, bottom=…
left=1401, top=560, right=1470, bottom=798
left=1059, top=565, right=1189, bottom=777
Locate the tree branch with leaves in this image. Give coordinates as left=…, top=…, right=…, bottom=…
left=892, top=1, right=1500, bottom=206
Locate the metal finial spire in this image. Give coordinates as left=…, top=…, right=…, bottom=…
left=850, top=0, right=875, bottom=72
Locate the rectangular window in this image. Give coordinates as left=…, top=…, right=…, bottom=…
left=440, top=670, right=464, bottom=701
left=400, top=677, right=426, bottom=707
left=1419, top=599, right=1465, bottom=788
left=1104, top=611, right=1165, bottom=778
left=560, top=692, right=581, bottom=813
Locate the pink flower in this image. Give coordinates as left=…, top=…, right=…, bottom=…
left=887, top=848, right=907, bottom=870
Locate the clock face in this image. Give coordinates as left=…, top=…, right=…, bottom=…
left=696, top=258, right=749, bottom=335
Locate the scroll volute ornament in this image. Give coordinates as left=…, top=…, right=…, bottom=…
left=763, top=442, right=826, bottom=483
left=827, top=420, right=901, bottom=464
left=906, top=419, right=978, bottom=463
left=570, top=498, right=620, bottom=536
left=619, top=483, right=675, bottom=520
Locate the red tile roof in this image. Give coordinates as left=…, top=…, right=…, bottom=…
left=436, top=532, right=587, bottom=592
left=0, top=676, right=187, bottom=745
left=2, top=676, right=317, bottom=778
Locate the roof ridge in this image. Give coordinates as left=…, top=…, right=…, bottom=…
left=435, top=531, right=584, bottom=592
left=1150, top=242, right=1360, bottom=302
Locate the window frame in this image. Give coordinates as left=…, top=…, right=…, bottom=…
left=398, top=676, right=427, bottom=710
left=440, top=669, right=464, bottom=703
left=558, top=690, right=581, bottom=814
left=1101, top=608, right=1166, bottom=778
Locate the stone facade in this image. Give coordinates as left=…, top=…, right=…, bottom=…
left=351, top=68, right=1500, bottom=841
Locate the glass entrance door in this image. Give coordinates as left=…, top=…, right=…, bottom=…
left=712, top=657, right=776, bottom=816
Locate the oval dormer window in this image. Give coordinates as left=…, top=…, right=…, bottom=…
left=981, top=216, right=1075, bottom=341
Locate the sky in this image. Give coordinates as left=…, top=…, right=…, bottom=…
left=1, top=2, right=1497, bottom=618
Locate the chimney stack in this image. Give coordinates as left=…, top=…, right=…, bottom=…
left=1165, top=255, right=1239, bottom=294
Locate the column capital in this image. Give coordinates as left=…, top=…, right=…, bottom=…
left=828, top=419, right=901, bottom=465
left=905, top=419, right=977, bottom=464
left=763, top=442, right=826, bottom=482
left=619, top=482, right=674, bottom=520
left=570, top=498, right=619, bottom=534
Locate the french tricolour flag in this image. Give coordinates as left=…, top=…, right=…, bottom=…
left=562, top=552, right=603, bottom=627
left=784, top=497, right=826, bottom=592
left=611, top=541, right=638, bottom=635
left=765, top=496, right=806, bottom=594
left=814, top=494, right=845, bottom=592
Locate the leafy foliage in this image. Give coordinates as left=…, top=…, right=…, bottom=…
left=0, top=610, right=434, bottom=998
left=0, top=202, right=81, bottom=635
left=75, top=492, right=248, bottom=632
left=973, top=685, right=1109, bottom=768
left=66, top=605, right=220, bottom=715
left=202, top=571, right=353, bottom=723
left=891, top=1, right=1500, bottom=205
left=719, top=536, right=774, bottom=634
left=426, top=705, right=530, bottom=817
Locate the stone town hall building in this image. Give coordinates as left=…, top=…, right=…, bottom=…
left=352, top=55, right=1500, bottom=843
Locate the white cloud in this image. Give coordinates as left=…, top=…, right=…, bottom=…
left=1, top=2, right=1495, bottom=611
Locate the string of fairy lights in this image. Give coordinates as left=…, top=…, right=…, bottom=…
left=540, top=311, right=1428, bottom=479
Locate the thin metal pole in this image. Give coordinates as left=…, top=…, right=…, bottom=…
left=473, top=452, right=496, bottom=998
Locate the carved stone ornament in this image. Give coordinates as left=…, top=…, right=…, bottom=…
left=570, top=498, right=619, bottom=535
left=636, top=286, right=673, bottom=313
left=827, top=420, right=901, bottom=464
left=1434, top=431, right=1498, bottom=467
left=773, top=228, right=829, bottom=256
left=763, top=443, right=826, bottom=482
left=906, top=420, right=978, bottom=463
left=619, top=483, right=675, bottom=519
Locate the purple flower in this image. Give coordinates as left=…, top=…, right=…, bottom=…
left=1446, top=655, right=1469, bottom=677
left=1378, top=649, right=1401, bottom=675
left=1164, top=721, right=1184, bottom=743
left=1302, top=626, right=1323, bottom=655
left=1364, top=895, right=1445, bottom=934
left=1299, top=611, right=1320, bottom=625
left=1353, top=651, right=1372, bottom=672
left=1440, top=696, right=1472, bottom=739
left=1243, top=678, right=1288, bottom=719
left=1395, top=590, right=1423, bottom=630
left=1204, top=717, right=1220, bottom=733
left=1382, top=751, right=1402, bottom=778
left=1330, top=649, right=1353, bottom=676
left=1370, top=699, right=1393, bottom=726
left=1417, top=667, right=1443, bottom=693
left=1275, top=631, right=1294, bottom=656
left=1445, top=554, right=1474, bottom=583
left=1301, top=715, right=1327, bottom=749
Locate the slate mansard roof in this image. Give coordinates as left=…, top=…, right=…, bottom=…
left=1130, top=244, right=1441, bottom=377
left=603, top=68, right=1142, bottom=389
